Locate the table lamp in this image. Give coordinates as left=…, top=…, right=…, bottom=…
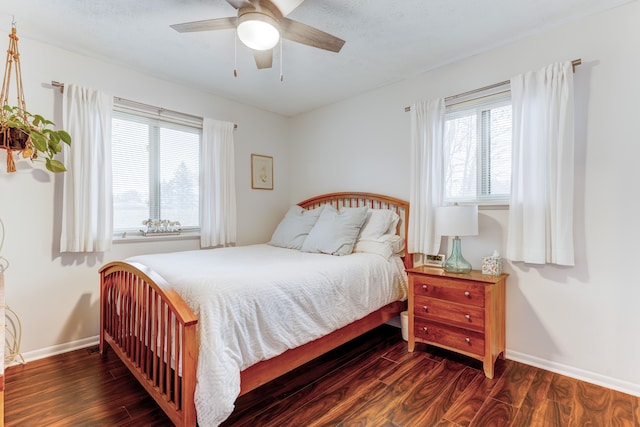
left=436, top=204, right=478, bottom=273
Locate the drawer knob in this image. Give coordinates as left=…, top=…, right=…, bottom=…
left=422, top=306, right=428, bottom=312
left=464, top=291, right=471, bottom=297
left=422, top=284, right=428, bottom=290
left=422, top=327, right=429, bottom=333
left=465, top=337, right=471, bottom=344
left=465, top=314, right=471, bottom=320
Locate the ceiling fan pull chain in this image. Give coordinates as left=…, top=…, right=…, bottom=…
left=279, top=38, right=283, bottom=82
left=233, top=29, right=238, bottom=78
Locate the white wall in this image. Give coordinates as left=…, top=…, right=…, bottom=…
left=290, top=2, right=640, bottom=395
left=0, top=35, right=291, bottom=358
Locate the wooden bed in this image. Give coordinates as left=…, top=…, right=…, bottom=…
left=99, top=192, right=411, bottom=427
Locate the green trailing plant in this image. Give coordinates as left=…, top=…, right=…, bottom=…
left=0, top=105, right=71, bottom=173
left=0, top=23, right=72, bottom=173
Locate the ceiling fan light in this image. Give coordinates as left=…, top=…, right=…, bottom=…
left=237, top=14, right=280, bottom=51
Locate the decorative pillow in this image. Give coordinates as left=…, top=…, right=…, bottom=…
left=353, top=234, right=405, bottom=259
left=357, top=209, right=401, bottom=241
left=301, top=205, right=369, bottom=255
left=268, top=205, right=325, bottom=250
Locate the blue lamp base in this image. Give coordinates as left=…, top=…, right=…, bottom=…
left=443, top=237, right=472, bottom=274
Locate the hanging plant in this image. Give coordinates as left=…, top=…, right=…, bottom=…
left=0, top=23, right=71, bottom=173
left=1, top=105, right=71, bottom=172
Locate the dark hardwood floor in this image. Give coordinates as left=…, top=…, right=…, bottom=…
left=5, top=325, right=639, bottom=426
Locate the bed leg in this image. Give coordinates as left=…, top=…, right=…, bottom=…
left=99, top=329, right=105, bottom=355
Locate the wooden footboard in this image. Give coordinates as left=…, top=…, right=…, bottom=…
left=99, top=261, right=198, bottom=427
left=100, top=262, right=405, bottom=426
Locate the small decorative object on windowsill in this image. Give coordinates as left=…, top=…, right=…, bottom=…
left=141, top=219, right=182, bottom=236
left=0, top=21, right=71, bottom=173
left=436, top=204, right=478, bottom=274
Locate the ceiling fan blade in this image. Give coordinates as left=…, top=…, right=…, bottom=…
left=269, top=0, right=304, bottom=16
left=227, top=0, right=253, bottom=9
left=280, top=18, right=345, bottom=53
left=171, top=17, right=237, bottom=33
left=253, top=49, right=273, bottom=69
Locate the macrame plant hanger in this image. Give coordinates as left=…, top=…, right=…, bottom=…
left=0, top=21, right=28, bottom=172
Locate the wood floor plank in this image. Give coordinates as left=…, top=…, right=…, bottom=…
left=311, top=380, right=391, bottom=427
left=489, top=360, right=537, bottom=408
left=470, top=397, right=517, bottom=427
left=512, top=368, right=575, bottom=427
left=547, top=372, right=577, bottom=406
left=335, top=357, right=440, bottom=426
left=411, top=365, right=479, bottom=426
left=385, top=359, right=455, bottom=425
left=260, top=335, right=408, bottom=426
left=609, top=389, right=636, bottom=427
left=388, top=360, right=472, bottom=426
left=571, top=380, right=613, bottom=427
left=5, top=325, right=640, bottom=427
left=434, top=420, right=461, bottom=427
left=441, top=366, right=502, bottom=426
left=511, top=368, right=554, bottom=427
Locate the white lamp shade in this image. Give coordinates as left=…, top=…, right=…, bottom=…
left=436, top=205, right=478, bottom=237
left=237, top=13, right=280, bottom=51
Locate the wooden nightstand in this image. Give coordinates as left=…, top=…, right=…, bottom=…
left=407, top=266, right=507, bottom=378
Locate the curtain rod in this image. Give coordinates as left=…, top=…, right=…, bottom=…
left=50, top=81, right=238, bottom=129
left=404, top=58, right=581, bottom=112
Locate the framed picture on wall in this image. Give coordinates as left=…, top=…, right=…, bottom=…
left=251, top=154, right=273, bottom=190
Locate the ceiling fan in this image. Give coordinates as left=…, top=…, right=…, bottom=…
left=170, top=0, right=345, bottom=70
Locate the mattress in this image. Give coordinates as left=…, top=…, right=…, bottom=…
left=127, top=243, right=408, bottom=427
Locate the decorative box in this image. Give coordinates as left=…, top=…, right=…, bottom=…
left=482, top=256, right=503, bottom=276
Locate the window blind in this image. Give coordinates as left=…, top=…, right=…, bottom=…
left=443, top=88, right=512, bottom=205
left=112, top=109, right=201, bottom=231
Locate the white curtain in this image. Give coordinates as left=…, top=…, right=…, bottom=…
left=60, top=85, right=113, bottom=252
left=408, top=98, right=445, bottom=255
left=200, top=118, right=236, bottom=248
left=507, top=61, right=575, bottom=265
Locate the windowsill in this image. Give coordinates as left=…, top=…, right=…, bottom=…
left=113, top=229, right=200, bottom=244
left=445, top=202, right=509, bottom=210
left=478, top=203, right=509, bottom=210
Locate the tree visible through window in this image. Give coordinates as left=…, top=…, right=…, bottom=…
left=111, top=110, right=201, bottom=232
left=443, top=91, right=511, bottom=204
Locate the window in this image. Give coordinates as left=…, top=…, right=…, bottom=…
left=443, top=89, right=512, bottom=204
left=111, top=107, right=202, bottom=233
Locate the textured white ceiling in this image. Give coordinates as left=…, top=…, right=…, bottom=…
left=0, top=0, right=632, bottom=116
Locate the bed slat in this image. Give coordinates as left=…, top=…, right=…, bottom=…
left=100, top=262, right=198, bottom=427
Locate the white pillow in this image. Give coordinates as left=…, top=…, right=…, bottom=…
left=268, top=205, right=325, bottom=250
left=358, top=209, right=401, bottom=241
left=302, top=205, right=369, bottom=255
left=353, top=234, right=405, bottom=259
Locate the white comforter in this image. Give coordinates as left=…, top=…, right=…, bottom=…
left=127, top=244, right=408, bottom=427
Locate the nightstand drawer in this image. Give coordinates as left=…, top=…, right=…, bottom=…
left=414, top=318, right=485, bottom=357
left=412, top=275, right=485, bottom=307
left=414, top=295, right=485, bottom=332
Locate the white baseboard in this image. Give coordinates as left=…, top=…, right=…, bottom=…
left=507, top=350, right=640, bottom=397
left=7, top=335, right=99, bottom=367
left=386, top=315, right=402, bottom=328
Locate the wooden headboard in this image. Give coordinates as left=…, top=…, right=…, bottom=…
left=298, top=192, right=412, bottom=269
